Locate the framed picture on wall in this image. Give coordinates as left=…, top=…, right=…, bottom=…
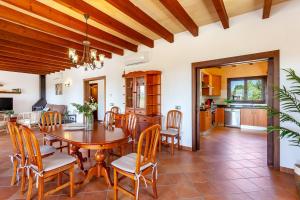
left=55, top=83, right=63, bottom=95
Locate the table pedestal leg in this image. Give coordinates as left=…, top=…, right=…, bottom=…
left=70, top=145, right=85, bottom=172
left=82, top=150, right=112, bottom=187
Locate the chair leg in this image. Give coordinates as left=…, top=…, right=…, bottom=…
left=88, top=150, right=91, bottom=158
left=152, top=167, right=158, bottom=199
left=38, top=177, right=44, bottom=200
left=67, top=143, right=70, bottom=155
left=171, top=137, right=174, bottom=156
left=57, top=172, right=62, bottom=186
left=113, top=169, right=118, bottom=200
left=10, top=159, right=17, bottom=186
left=60, top=141, right=63, bottom=152
left=26, top=171, right=33, bottom=200
left=69, top=166, right=74, bottom=198
left=20, top=168, right=26, bottom=194
left=134, top=179, right=139, bottom=200
left=177, top=135, right=180, bottom=150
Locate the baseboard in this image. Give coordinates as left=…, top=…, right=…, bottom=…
left=180, top=145, right=192, bottom=151
left=280, top=166, right=294, bottom=174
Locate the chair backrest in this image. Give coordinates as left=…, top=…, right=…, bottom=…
left=124, top=113, right=137, bottom=140
left=21, top=125, right=43, bottom=171
left=166, top=110, right=182, bottom=131
left=104, top=111, right=114, bottom=127
left=135, top=124, right=160, bottom=174
left=40, top=111, right=62, bottom=130
left=110, top=106, right=120, bottom=114
left=7, top=122, right=26, bottom=165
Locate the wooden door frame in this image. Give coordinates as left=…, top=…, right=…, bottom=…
left=83, top=76, right=106, bottom=119
left=191, top=50, right=280, bottom=169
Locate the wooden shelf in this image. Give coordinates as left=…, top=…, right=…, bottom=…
left=0, top=90, right=21, bottom=94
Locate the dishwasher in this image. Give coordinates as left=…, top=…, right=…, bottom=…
left=224, top=108, right=241, bottom=128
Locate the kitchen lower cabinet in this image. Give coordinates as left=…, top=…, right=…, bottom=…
left=215, top=107, right=225, bottom=126
left=200, top=110, right=211, bottom=132
left=241, top=108, right=267, bottom=128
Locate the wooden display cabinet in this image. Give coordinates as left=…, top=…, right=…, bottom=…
left=201, top=72, right=221, bottom=96
left=123, top=71, right=161, bottom=135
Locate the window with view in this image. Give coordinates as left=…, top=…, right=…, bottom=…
left=227, top=76, right=267, bottom=103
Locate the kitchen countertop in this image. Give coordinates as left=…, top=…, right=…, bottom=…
left=216, top=104, right=267, bottom=109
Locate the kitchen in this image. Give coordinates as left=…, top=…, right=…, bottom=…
left=199, top=61, right=268, bottom=134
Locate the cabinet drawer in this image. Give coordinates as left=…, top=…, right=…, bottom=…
left=135, top=109, right=146, bottom=115
left=138, top=115, right=153, bottom=123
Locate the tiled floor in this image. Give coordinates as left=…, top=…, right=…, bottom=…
left=0, top=127, right=298, bottom=200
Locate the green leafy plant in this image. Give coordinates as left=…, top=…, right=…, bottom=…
left=72, top=97, right=98, bottom=116
left=268, top=68, right=300, bottom=146
left=5, top=110, right=14, bottom=117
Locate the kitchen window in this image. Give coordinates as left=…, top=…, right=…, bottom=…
left=227, top=76, right=267, bottom=103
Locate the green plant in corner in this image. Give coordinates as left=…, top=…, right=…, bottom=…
left=268, top=68, right=300, bottom=146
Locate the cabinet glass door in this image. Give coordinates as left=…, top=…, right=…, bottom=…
left=125, top=78, right=134, bottom=108
left=136, top=76, right=145, bottom=109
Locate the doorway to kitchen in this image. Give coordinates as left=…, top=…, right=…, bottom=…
left=83, top=76, right=106, bottom=122
left=191, top=50, right=280, bottom=169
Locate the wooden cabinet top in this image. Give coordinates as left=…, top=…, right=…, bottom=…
left=123, top=70, right=161, bottom=77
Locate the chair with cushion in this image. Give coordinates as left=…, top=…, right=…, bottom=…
left=21, top=125, right=76, bottom=200
left=41, top=111, right=69, bottom=153
left=159, top=110, right=182, bottom=155
left=124, top=113, right=137, bottom=152
left=111, top=106, right=120, bottom=114
left=112, top=124, right=160, bottom=200
left=104, top=111, right=115, bottom=129
left=0, top=113, right=8, bottom=133
left=7, top=122, right=56, bottom=194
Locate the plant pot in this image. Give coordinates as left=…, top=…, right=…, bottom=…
left=84, top=114, right=94, bottom=131
left=294, top=164, right=300, bottom=196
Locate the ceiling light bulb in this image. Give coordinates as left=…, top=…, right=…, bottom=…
left=99, top=54, right=105, bottom=61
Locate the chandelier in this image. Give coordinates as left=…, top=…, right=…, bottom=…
left=68, top=14, right=105, bottom=70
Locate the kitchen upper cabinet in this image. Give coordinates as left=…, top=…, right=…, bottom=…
left=202, top=73, right=221, bottom=96
left=241, top=108, right=267, bottom=127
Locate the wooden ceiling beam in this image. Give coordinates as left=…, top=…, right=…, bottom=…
left=0, top=64, right=52, bottom=75
left=0, top=46, right=71, bottom=64
left=0, top=51, right=70, bottom=69
left=263, top=0, right=272, bottom=19
left=54, top=0, right=154, bottom=47
left=0, top=6, right=122, bottom=55
left=159, top=0, right=198, bottom=36
left=106, top=0, right=174, bottom=43
left=0, top=31, right=70, bottom=55
left=0, top=20, right=112, bottom=58
left=212, top=0, right=229, bottom=29
left=0, top=39, right=67, bottom=59
left=0, top=56, right=67, bottom=70
left=2, top=0, right=137, bottom=52
left=0, top=62, right=58, bottom=73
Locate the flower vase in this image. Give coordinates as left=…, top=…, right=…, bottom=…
left=84, top=114, right=94, bottom=131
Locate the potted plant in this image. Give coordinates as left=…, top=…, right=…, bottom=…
left=268, top=68, right=300, bottom=195
left=72, top=97, right=98, bottom=130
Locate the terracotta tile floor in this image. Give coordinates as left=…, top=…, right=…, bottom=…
left=0, top=127, right=298, bottom=200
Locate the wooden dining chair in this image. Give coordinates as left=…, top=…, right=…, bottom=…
left=7, top=122, right=56, bottom=194
left=21, top=125, right=76, bottom=200
left=111, top=106, right=120, bottom=114
left=41, top=111, right=69, bottom=153
left=124, top=113, right=137, bottom=152
left=159, top=110, right=182, bottom=155
left=112, top=124, right=161, bottom=200
left=104, top=111, right=115, bottom=128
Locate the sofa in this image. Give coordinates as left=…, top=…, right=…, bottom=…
left=44, top=104, right=67, bottom=115
left=17, top=111, right=42, bottom=128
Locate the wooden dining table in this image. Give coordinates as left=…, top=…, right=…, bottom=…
left=39, top=123, right=130, bottom=187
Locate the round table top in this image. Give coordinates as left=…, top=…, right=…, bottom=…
left=39, top=123, right=130, bottom=149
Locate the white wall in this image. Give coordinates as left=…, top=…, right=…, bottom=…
left=97, top=79, right=105, bottom=121
left=0, top=71, right=39, bottom=113
left=46, top=0, right=300, bottom=169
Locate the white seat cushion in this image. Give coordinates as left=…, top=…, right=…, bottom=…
left=44, top=135, right=58, bottom=141
left=161, top=128, right=178, bottom=136
left=111, top=153, right=152, bottom=174
left=32, top=153, right=76, bottom=172
left=40, top=145, right=56, bottom=156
